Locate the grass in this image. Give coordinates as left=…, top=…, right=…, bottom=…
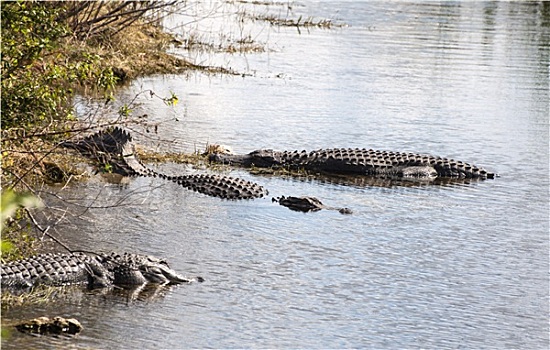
left=2, top=134, right=90, bottom=190
left=68, top=23, right=196, bottom=83
left=255, top=14, right=344, bottom=29
left=135, top=146, right=208, bottom=165
left=1, top=285, right=59, bottom=309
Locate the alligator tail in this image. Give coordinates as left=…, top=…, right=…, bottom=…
left=121, top=136, right=268, bottom=199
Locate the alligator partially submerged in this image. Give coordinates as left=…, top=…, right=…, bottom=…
left=61, top=127, right=268, bottom=199
left=273, top=196, right=353, bottom=214
left=1, top=251, right=202, bottom=294
left=61, top=127, right=496, bottom=213
left=209, top=148, right=496, bottom=180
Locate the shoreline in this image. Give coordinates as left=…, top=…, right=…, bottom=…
left=0, top=3, right=207, bottom=262
left=0, top=0, right=343, bottom=290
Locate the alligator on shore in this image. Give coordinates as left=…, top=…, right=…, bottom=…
left=1, top=251, right=203, bottom=294
left=61, top=127, right=268, bottom=200
left=209, top=148, right=496, bottom=180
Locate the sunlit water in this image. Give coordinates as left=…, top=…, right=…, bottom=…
left=3, top=2, right=548, bottom=349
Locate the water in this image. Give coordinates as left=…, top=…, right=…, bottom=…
left=3, top=1, right=548, bottom=349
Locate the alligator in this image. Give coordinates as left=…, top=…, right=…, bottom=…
left=273, top=196, right=353, bottom=214
left=209, top=148, right=495, bottom=179
left=209, top=148, right=496, bottom=180
left=1, top=251, right=203, bottom=294
left=61, top=127, right=496, bottom=213
left=61, top=127, right=268, bottom=200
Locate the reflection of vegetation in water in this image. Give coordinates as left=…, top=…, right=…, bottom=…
left=1, top=285, right=58, bottom=309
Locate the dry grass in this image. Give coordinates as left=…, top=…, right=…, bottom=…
left=256, top=14, right=344, bottom=29
left=69, top=23, right=194, bottom=83
left=181, top=30, right=268, bottom=55
left=62, top=20, right=243, bottom=85
left=135, top=146, right=207, bottom=165
left=1, top=133, right=90, bottom=192
left=1, top=285, right=71, bottom=309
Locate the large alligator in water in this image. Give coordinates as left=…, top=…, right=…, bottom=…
left=61, top=127, right=495, bottom=212
left=209, top=148, right=496, bottom=180
left=1, top=251, right=202, bottom=294
left=61, top=127, right=268, bottom=200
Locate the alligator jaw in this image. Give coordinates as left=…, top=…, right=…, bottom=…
left=133, top=255, right=201, bottom=285
left=159, top=266, right=196, bottom=284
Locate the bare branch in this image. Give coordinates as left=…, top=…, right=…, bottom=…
left=25, top=208, right=73, bottom=253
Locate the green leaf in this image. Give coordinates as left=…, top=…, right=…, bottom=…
left=1, top=190, right=43, bottom=231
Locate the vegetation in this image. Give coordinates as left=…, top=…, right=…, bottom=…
left=0, top=1, right=188, bottom=261
left=0, top=1, right=189, bottom=132
left=0, top=190, right=43, bottom=261
left=2, top=2, right=110, bottom=130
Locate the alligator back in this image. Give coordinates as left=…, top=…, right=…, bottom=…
left=122, top=142, right=267, bottom=199
left=288, top=148, right=494, bottom=179
left=212, top=148, right=495, bottom=179
left=61, top=127, right=132, bottom=156
left=0, top=252, right=110, bottom=292
left=168, top=174, right=268, bottom=200
left=1, top=251, right=199, bottom=293
left=61, top=127, right=136, bottom=175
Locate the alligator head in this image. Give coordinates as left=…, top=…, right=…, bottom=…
left=272, top=196, right=353, bottom=214
left=209, top=149, right=283, bottom=168
left=98, top=252, right=199, bottom=285
left=133, top=255, right=194, bottom=284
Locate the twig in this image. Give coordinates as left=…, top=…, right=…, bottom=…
left=1, top=121, right=126, bottom=142
left=24, top=208, right=73, bottom=253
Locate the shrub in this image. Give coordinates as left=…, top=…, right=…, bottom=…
left=1, top=2, right=117, bottom=131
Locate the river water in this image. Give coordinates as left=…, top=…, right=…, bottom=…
left=3, top=1, right=549, bottom=349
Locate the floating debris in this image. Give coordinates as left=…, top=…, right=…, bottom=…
left=15, top=316, right=83, bottom=336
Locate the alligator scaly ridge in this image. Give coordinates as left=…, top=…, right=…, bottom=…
left=1, top=251, right=202, bottom=294
left=209, top=148, right=496, bottom=179
left=61, top=127, right=268, bottom=200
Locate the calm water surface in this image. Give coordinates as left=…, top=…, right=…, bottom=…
left=3, top=1, right=549, bottom=349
